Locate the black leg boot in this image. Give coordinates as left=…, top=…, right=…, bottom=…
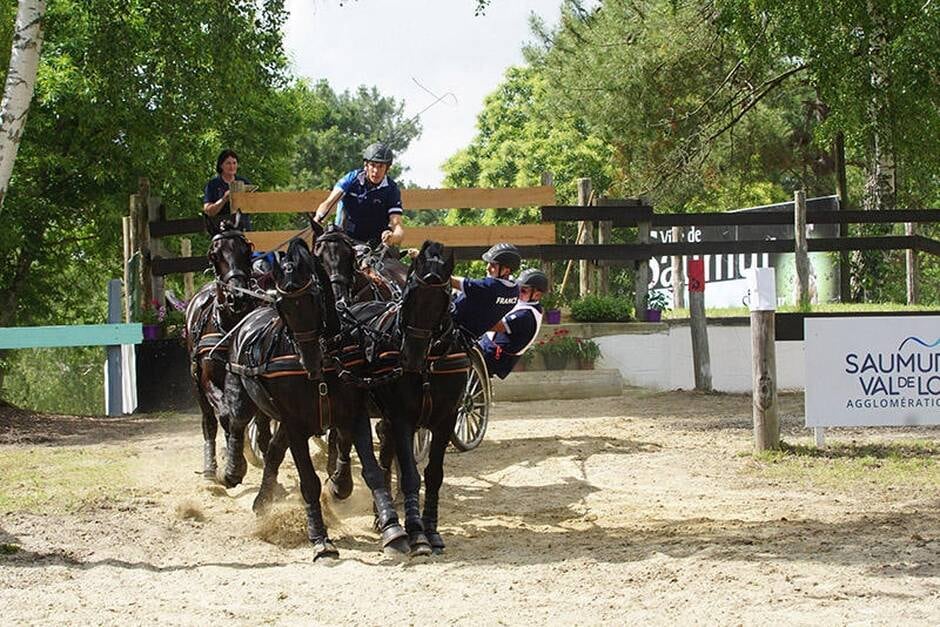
left=222, top=433, right=247, bottom=488
left=422, top=493, right=445, bottom=553
left=373, top=489, right=408, bottom=554
left=404, top=493, right=431, bottom=556
left=202, top=440, right=217, bottom=480
left=305, top=502, right=338, bottom=561
left=329, top=455, right=354, bottom=500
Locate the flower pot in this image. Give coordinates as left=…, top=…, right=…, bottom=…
left=142, top=324, right=163, bottom=341
left=646, top=309, right=662, bottom=322
left=545, top=309, right=562, bottom=325
left=542, top=353, right=569, bottom=371
left=577, top=358, right=596, bottom=370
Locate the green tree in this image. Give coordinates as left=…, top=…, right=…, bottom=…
left=0, top=0, right=303, bottom=394
left=289, top=80, right=421, bottom=190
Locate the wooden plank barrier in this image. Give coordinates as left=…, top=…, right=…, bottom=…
left=246, top=224, right=557, bottom=252
left=231, top=185, right=556, bottom=214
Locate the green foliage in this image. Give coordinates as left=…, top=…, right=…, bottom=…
left=647, top=290, right=670, bottom=312
left=569, top=294, right=633, bottom=322
left=539, top=290, right=565, bottom=311
left=442, top=64, right=616, bottom=208
left=531, top=328, right=601, bottom=363
left=2, top=347, right=104, bottom=415
left=288, top=80, right=421, bottom=190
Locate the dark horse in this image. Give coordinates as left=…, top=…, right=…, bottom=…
left=223, top=237, right=410, bottom=559
left=185, top=212, right=257, bottom=478
left=370, top=241, right=469, bottom=554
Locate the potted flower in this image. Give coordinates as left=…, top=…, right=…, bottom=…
left=540, top=291, right=564, bottom=325
left=645, top=290, right=670, bottom=322
left=576, top=337, right=602, bottom=370
left=139, top=300, right=166, bottom=340
left=533, top=328, right=581, bottom=370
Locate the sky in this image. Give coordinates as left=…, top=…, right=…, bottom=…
left=283, top=0, right=565, bottom=187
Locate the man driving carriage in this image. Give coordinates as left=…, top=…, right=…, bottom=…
left=479, top=267, right=547, bottom=379
left=312, top=141, right=407, bottom=287
left=313, top=141, right=405, bottom=247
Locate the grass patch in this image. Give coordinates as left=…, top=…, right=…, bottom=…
left=748, top=439, right=940, bottom=490
left=0, top=543, right=20, bottom=555
left=0, top=446, right=131, bottom=513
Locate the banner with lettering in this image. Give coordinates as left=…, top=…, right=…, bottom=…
left=805, top=316, right=940, bottom=427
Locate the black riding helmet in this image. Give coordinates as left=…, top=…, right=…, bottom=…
left=362, top=142, right=394, bottom=164
left=482, top=243, right=521, bottom=273
left=518, top=268, right=549, bottom=294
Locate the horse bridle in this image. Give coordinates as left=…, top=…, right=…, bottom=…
left=210, top=229, right=254, bottom=314
left=398, top=254, right=453, bottom=372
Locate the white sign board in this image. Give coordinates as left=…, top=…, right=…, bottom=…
left=805, top=316, right=940, bottom=427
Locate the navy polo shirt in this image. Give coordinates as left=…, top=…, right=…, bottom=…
left=204, top=175, right=252, bottom=229
left=480, top=301, right=543, bottom=379
left=452, top=277, right=519, bottom=339
left=334, top=169, right=403, bottom=244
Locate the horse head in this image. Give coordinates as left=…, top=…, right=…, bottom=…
left=399, top=240, right=454, bottom=373
left=207, top=212, right=254, bottom=318
left=312, top=223, right=357, bottom=307
left=273, top=237, right=338, bottom=379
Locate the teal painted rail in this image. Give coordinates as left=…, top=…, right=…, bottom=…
left=0, top=323, right=143, bottom=349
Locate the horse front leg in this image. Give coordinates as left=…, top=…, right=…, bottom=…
left=422, top=421, right=452, bottom=554
left=285, top=420, right=338, bottom=560
left=221, top=374, right=255, bottom=488
left=252, top=422, right=288, bottom=514
left=388, top=408, right=431, bottom=557
left=328, top=428, right=354, bottom=500
left=349, top=412, right=408, bottom=556
left=196, top=384, right=219, bottom=480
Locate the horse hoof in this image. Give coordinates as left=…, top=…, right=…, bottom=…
left=381, top=523, right=407, bottom=547
left=329, top=470, right=353, bottom=500
left=383, top=537, right=411, bottom=558
left=312, top=539, right=339, bottom=561
left=329, top=480, right=353, bottom=501
left=221, top=473, right=241, bottom=489
left=426, top=530, right=445, bottom=552
left=408, top=531, right=432, bottom=557
left=252, top=495, right=272, bottom=516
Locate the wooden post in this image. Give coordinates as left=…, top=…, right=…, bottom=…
left=181, top=238, right=195, bottom=300
left=147, top=192, right=165, bottom=309
left=794, top=190, right=810, bottom=309
left=671, top=226, right=685, bottom=309
left=577, top=178, right=593, bottom=297
left=132, top=178, right=152, bottom=313
left=834, top=131, right=851, bottom=301
left=634, top=219, right=651, bottom=321
left=122, top=216, right=132, bottom=323
left=105, top=279, right=124, bottom=417
left=688, top=258, right=711, bottom=391
left=598, top=211, right=611, bottom=296
left=748, top=267, right=779, bottom=451
left=906, top=222, right=919, bottom=304
left=540, top=172, right=555, bottom=291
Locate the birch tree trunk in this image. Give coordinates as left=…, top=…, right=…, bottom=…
left=0, top=0, right=46, bottom=212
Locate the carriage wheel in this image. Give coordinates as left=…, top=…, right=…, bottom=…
left=450, top=348, right=490, bottom=451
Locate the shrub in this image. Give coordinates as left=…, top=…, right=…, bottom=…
left=569, top=295, right=632, bottom=322
left=540, top=290, right=565, bottom=311
left=647, top=290, right=670, bottom=312
left=530, top=329, right=602, bottom=363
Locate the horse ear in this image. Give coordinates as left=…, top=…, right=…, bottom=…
left=306, top=213, right=324, bottom=240
left=444, top=248, right=455, bottom=276
left=204, top=214, right=221, bottom=236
